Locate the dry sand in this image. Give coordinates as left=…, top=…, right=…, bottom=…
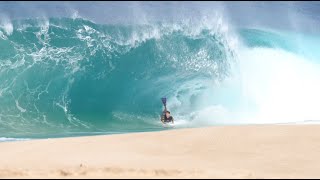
left=1, top=125, right=320, bottom=178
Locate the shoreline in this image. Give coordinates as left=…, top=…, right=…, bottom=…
left=1, top=125, right=320, bottom=178
left=0, top=122, right=318, bottom=144
left=1, top=121, right=318, bottom=143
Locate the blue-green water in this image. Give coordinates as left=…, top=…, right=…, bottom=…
left=1, top=17, right=320, bottom=140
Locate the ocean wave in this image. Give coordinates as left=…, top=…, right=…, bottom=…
left=1, top=17, right=320, bottom=138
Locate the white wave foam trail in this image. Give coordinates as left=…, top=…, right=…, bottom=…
left=0, top=137, right=30, bottom=142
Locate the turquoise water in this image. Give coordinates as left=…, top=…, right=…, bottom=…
left=1, top=17, right=320, bottom=140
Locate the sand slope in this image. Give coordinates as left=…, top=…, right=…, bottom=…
left=1, top=125, right=320, bottom=178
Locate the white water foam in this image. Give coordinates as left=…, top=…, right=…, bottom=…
left=0, top=15, right=13, bottom=36
left=172, top=46, right=320, bottom=126
left=0, top=137, right=30, bottom=142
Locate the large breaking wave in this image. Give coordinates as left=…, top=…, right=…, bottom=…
left=1, top=16, right=320, bottom=138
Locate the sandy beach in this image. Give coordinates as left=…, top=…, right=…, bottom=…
left=1, top=125, right=320, bottom=178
